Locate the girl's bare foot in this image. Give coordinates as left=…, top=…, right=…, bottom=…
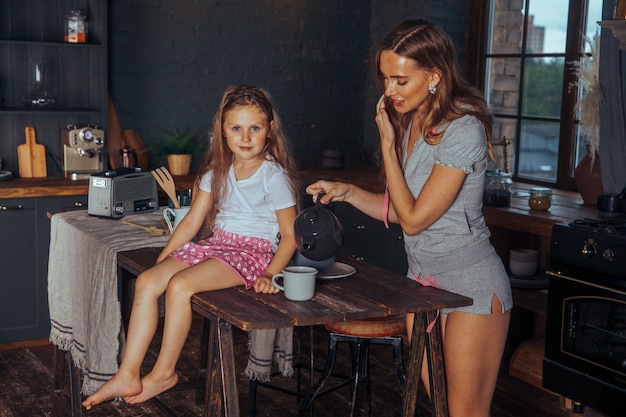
left=124, top=372, right=178, bottom=404
left=82, top=372, right=142, bottom=410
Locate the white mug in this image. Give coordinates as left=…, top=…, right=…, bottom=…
left=163, top=206, right=190, bottom=234
left=272, top=266, right=318, bottom=301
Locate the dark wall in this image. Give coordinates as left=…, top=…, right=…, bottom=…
left=109, top=0, right=471, bottom=170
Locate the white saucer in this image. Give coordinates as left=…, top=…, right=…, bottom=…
left=509, top=274, right=549, bottom=289
left=317, top=262, right=356, bottom=279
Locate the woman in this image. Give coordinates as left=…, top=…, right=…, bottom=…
left=306, top=20, right=512, bottom=417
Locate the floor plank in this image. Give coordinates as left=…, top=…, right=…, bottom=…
left=0, top=320, right=608, bottom=417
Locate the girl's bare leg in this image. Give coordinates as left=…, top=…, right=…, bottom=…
left=82, top=257, right=187, bottom=409
left=125, top=259, right=242, bottom=404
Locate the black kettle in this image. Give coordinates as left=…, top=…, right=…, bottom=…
left=294, top=197, right=344, bottom=261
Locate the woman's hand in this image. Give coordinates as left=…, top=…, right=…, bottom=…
left=254, top=275, right=279, bottom=294
left=305, top=180, right=351, bottom=205
left=375, top=95, right=396, bottom=148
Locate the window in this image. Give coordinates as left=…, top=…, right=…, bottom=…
left=470, top=0, right=602, bottom=189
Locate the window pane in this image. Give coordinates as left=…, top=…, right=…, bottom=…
left=522, top=57, right=564, bottom=118
left=518, top=120, right=560, bottom=181
left=526, top=0, right=568, bottom=54
left=488, top=3, right=523, bottom=54
left=485, top=57, right=520, bottom=116
left=585, top=0, right=603, bottom=46
left=492, top=117, right=517, bottom=173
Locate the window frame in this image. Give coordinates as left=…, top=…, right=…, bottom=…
left=468, top=0, right=591, bottom=191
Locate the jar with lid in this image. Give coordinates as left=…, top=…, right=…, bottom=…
left=528, top=187, right=552, bottom=211
left=483, top=169, right=512, bottom=207
left=65, top=10, right=88, bottom=43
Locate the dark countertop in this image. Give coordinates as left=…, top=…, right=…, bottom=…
left=0, top=167, right=598, bottom=226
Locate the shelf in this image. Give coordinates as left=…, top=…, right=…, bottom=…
left=599, top=20, right=626, bottom=50
left=0, top=107, right=103, bottom=115
left=0, top=39, right=102, bottom=48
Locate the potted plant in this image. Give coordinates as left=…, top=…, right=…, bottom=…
left=154, top=126, right=202, bottom=175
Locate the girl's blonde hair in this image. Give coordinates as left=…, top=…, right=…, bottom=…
left=375, top=20, right=494, bottom=166
left=196, top=85, right=299, bottom=238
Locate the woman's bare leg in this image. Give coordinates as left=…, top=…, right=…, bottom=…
left=82, top=257, right=187, bottom=409
left=125, top=259, right=242, bottom=404
left=443, top=295, right=510, bottom=417
left=408, top=296, right=510, bottom=417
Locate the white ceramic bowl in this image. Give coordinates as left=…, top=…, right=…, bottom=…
left=509, top=259, right=537, bottom=277
left=509, top=248, right=539, bottom=262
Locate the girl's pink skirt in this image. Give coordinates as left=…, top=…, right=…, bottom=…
left=169, top=228, right=274, bottom=289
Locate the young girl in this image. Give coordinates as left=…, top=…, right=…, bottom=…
left=307, top=20, right=512, bottom=417
left=83, top=85, right=300, bottom=409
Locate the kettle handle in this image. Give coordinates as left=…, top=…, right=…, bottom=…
left=315, top=192, right=328, bottom=208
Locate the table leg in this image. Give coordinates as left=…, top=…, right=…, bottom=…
left=217, top=319, right=240, bottom=417
left=426, top=310, right=449, bottom=417
left=205, top=316, right=223, bottom=417
left=402, top=313, right=426, bottom=417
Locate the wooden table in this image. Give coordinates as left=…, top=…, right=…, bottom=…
left=117, top=247, right=472, bottom=417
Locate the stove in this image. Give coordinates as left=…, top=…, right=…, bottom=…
left=544, top=219, right=626, bottom=417
left=550, top=218, right=626, bottom=283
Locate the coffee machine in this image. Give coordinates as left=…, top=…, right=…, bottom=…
left=62, top=124, right=105, bottom=180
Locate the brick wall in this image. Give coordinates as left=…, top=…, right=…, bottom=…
left=109, top=0, right=471, bottom=170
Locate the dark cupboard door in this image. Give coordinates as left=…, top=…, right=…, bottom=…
left=0, top=198, right=39, bottom=343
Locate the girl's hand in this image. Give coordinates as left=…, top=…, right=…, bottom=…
left=306, top=180, right=351, bottom=205
left=375, top=95, right=395, bottom=147
left=254, top=275, right=279, bottom=294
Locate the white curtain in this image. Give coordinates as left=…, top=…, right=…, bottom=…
left=599, top=0, right=626, bottom=194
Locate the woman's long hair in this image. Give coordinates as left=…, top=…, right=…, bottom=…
left=374, top=20, right=493, bottom=166
left=196, top=85, right=300, bottom=238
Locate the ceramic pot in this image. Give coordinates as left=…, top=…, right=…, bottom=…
left=574, top=146, right=603, bottom=205
left=167, top=154, right=192, bottom=175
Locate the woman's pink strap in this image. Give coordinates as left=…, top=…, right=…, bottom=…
left=382, top=186, right=390, bottom=229
left=414, top=274, right=440, bottom=333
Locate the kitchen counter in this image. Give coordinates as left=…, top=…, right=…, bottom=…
left=1, top=168, right=598, bottom=225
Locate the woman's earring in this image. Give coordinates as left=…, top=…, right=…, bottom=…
left=428, top=83, right=437, bottom=95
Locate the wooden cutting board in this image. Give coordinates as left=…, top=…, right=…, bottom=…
left=107, top=95, right=124, bottom=169
left=18, top=126, right=47, bottom=178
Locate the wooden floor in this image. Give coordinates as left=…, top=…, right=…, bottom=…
left=0, top=319, right=608, bottom=417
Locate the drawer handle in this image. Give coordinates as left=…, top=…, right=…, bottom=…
left=351, top=224, right=366, bottom=230
left=0, top=204, right=24, bottom=211
left=74, top=202, right=85, bottom=207
left=349, top=254, right=365, bottom=261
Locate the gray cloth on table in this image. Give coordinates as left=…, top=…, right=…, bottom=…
left=245, top=327, right=294, bottom=382
left=48, top=210, right=169, bottom=395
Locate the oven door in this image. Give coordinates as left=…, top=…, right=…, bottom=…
left=544, top=271, right=626, bottom=416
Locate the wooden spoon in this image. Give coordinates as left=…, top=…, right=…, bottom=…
left=152, top=166, right=180, bottom=208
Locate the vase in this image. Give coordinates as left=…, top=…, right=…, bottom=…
left=574, top=146, right=603, bottom=205
left=23, top=59, right=56, bottom=108
left=167, top=154, right=192, bottom=175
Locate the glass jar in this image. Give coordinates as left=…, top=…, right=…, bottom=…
left=483, top=169, right=512, bottom=207
left=528, top=187, right=552, bottom=211
left=65, top=10, right=88, bottom=43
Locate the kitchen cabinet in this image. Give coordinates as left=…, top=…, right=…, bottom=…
left=0, top=195, right=87, bottom=343
left=332, top=202, right=408, bottom=275
left=0, top=0, right=108, bottom=177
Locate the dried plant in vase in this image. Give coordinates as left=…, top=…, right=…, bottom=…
left=571, top=33, right=602, bottom=166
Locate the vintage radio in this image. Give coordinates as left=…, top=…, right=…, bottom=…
left=88, top=168, right=159, bottom=218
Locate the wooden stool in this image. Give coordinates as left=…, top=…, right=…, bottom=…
left=299, top=315, right=408, bottom=417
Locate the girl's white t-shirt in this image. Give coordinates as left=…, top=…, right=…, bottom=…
left=198, top=159, right=296, bottom=248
